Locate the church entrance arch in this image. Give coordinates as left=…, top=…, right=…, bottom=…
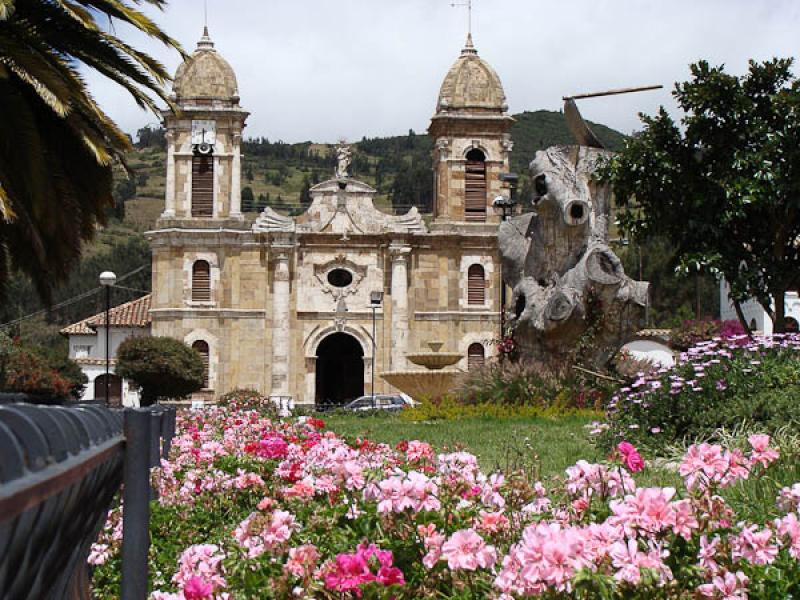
left=315, top=332, right=364, bottom=407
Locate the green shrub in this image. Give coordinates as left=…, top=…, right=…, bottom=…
left=116, top=336, right=204, bottom=406
left=600, top=335, right=800, bottom=453
left=455, top=359, right=613, bottom=411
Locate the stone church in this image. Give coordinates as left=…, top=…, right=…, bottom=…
left=146, top=28, right=515, bottom=406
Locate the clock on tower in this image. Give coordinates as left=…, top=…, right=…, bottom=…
left=191, top=120, right=216, bottom=155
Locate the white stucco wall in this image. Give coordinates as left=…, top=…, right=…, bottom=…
left=719, top=279, right=800, bottom=334
left=68, top=326, right=149, bottom=407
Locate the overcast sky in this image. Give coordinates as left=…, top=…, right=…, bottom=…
left=85, top=0, right=800, bottom=143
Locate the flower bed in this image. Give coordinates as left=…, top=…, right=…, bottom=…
left=599, top=334, right=800, bottom=453
left=90, top=408, right=800, bottom=598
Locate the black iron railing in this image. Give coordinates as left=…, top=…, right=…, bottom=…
left=0, top=402, right=176, bottom=600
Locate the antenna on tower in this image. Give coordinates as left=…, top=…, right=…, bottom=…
left=451, top=0, right=473, bottom=37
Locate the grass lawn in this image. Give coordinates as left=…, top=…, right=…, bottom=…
left=322, top=412, right=681, bottom=488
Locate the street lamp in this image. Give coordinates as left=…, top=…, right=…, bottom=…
left=99, top=271, right=117, bottom=406
left=494, top=173, right=519, bottom=342
left=369, top=291, right=383, bottom=408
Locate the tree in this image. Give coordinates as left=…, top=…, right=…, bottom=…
left=241, top=186, right=254, bottom=212
left=0, top=1, right=181, bottom=303
left=299, top=175, right=312, bottom=210
left=604, top=58, right=800, bottom=333
left=116, top=336, right=204, bottom=406
left=135, top=125, right=166, bottom=150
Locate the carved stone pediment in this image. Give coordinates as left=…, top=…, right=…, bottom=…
left=251, top=177, right=427, bottom=235
left=313, top=254, right=368, bottom=299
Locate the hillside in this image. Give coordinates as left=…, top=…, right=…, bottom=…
left=122, top=110, right=627, bottom=229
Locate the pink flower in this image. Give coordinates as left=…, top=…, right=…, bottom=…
left=731, top=524, right=778, bottom=566
left=284, top=544, right=320, bottom=578
left=172, top=544, right=227, bottom=595
left=697, top=570, right=749, bottom=599
left=748, top=434, right=779, bottom=468
left=232, top=510, right=298, bottom=558
left=440, top=528, right=497, bottom=571
left=476, top=510, right=510, bottom=534
left=697, top=535, right=721, bottom=574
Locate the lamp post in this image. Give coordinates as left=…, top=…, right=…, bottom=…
left=494, top=173, right=519, bottom=342
left=369, top=291, right=383, bottom=408
left=99, top=271, right=117, bottom=406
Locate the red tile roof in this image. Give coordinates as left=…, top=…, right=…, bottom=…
left=61, top=294, right=152, bottom=336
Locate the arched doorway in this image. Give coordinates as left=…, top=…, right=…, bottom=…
left=94, top=374, right=122, bottom=406
left=315, top=332, right=364, bottom=407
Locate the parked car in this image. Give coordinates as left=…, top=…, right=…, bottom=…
left=344, top=394, right=417, bottom=412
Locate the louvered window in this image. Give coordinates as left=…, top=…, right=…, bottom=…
left=192, top=340, right=210, bottom=388
left=191, top=155, right=214, bottom=217
left=468, top=343, right=485, bottom=371
left=192, top=260, right=211, bottom=302
left=464, top=148, right=487, bottom=222
left=467, top=264, right=485, bottom=305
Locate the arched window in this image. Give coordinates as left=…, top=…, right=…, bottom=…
left=191, top=155, right=214, bottom=217
left=192, top=260, right=211, bottom=302
left=468, top=343, right=485, bottom=371
left=192, top=340, right=210, bottom=388
left=467, top=264, right=485, bottom=305
left=464, top=148, right=487, bottom=222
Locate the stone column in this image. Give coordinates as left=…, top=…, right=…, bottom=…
left=162, top=131, right=176, bottom=218
left=230, top=132, right=243, bottom=219
left=390, top=245, right=411, bottom=369
left=271, top=250, right=291, bottom=397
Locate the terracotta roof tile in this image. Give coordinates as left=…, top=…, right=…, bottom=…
left=61, top=294, right=152, bottom=336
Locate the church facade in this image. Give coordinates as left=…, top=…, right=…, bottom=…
left=146, top=29, right=515, bottom=406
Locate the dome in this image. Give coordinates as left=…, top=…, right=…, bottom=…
left=436, top=34, right=507, bottom=115
left=172, top=28, right=239, bottom=102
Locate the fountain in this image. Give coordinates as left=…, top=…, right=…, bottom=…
left=380, top=341, right=464, bottom=401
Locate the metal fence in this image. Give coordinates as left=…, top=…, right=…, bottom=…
left=0, top=401, right=176, bottom=600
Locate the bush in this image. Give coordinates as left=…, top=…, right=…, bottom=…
left=455, top=359, right=612, bottom=411
left=0, top=333, right=82, bottom=400
left=600, top=334, right=800, bottom=453
left=668, top=318, right=746, bottom=351
left=218, top=389, right=279, bottom=418
left=116, top=336, right=204, bottom=406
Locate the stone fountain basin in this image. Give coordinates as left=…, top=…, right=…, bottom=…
left=380, top=369, right=462, bottom=401
left=405, top=352, right=463, bottom=370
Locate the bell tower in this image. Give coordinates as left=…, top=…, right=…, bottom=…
left=428, top=35, right=514, bottom=224
left=160, top=28, right=248, bottom=222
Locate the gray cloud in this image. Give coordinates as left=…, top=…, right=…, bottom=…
left=83, top=0, right=799, bottom=143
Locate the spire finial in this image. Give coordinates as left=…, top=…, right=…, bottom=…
left=451, top=0, right=473, bottom=36
left=451, top=0, right=477, bottom=54
left=197, top=0, right=214, bottom=50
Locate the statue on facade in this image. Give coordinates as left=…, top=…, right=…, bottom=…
left=498, top=144, right=649, bottom=368
left=335, top=143, right=352, bottom=179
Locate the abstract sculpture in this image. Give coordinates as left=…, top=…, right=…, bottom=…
left=498, top=144, right=649, bottom=367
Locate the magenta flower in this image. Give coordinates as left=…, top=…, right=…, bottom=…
left=183, top=576, right=213, bottom=600
left=617, top=442, right=645, bottom=473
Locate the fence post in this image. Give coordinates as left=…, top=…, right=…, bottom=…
left=162, top=406, right=176, bottom=459
left=120, top=408, right=152, bottom=600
